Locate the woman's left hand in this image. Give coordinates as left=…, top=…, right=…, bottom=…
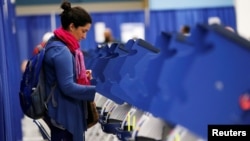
left=86, top=70, right=93, bottom=80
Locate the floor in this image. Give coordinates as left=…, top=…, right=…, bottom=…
left=21, top=115, right=119, bottom=141
left=21, top=116, right=46, bottom=141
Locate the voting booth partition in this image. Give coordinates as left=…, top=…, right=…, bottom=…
left=0, top=0, right=23, bottom=140
left=86, top=23, right=250, bottom=140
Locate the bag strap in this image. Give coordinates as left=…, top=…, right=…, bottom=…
left=45, top=83, right=57, bottom=107
left=43, top=36, right=66, bottom=108
left=45, top=36, right=66, bottom=51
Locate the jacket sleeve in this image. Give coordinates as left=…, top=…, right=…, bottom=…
left=52, top=46, right=96, bottom=101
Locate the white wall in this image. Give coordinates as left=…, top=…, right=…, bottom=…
left=149, top=0, right=234, bottom=10
left=16, top=1, right=143, bottom=15
left=234, top=0, right=250, bottom=40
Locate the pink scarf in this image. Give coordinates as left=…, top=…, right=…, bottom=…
left=54, top=27, right=90, bottom=85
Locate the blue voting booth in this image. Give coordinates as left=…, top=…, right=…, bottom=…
left=110, top=39, right=160, bottom=109
left=153, top=24, right=250, bottom=138
left=89, top=23, right=250, bottom=139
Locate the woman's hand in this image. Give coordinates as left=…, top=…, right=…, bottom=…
left=86, top=70, right=93, bottom=80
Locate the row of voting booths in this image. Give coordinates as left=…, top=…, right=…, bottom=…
left=84, top=23, right=250, bottom=141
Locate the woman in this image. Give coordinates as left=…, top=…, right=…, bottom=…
left=43, top=1, right=96, bottom=141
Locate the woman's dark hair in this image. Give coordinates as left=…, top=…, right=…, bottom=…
left=60, top=1, right=92, bottom=29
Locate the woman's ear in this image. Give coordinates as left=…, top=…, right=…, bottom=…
left=69, top=23, right=75, bottom=31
